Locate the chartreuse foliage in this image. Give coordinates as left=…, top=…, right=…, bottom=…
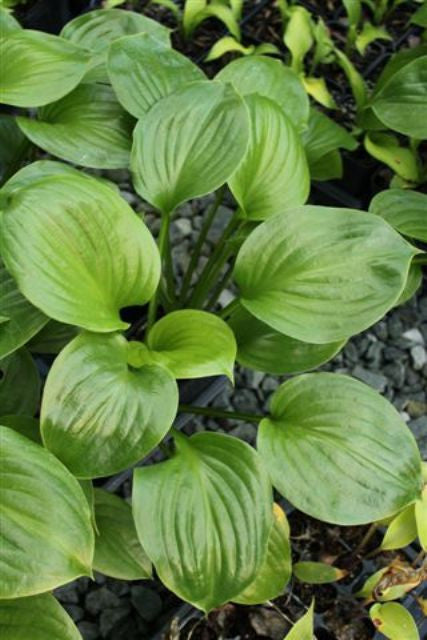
left=0, top=7, right=426, bottom=636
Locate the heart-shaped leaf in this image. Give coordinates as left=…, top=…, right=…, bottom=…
left=129, top=310, right=236, bottom=380
left=370, top=602, right=419, bottom=640
left=131, top=81, right=249, bottom=215
left=133, top=431, right=272, bottom=612
left=0, top=261, right=48, bottom=358
left=0, top=427, right=94, bottom=597
left=0, top=594, right=83, bottom=640
left=41, top=332, right=178, bottom=478
left=258, top=373, right=423, bottom=524
left=234, top=206, right=417, bottom=343
left=229, top=305, right=344, bottom=374
left=0, top=173, right=160, bottom=332
left=228, top=94, right=309, bottom=221
left=17, top=84, right=134, bottom=169
left=233, top=503, right=291, bottom=605
left=0, top=30, right=90, bottom=107
left=370, top=189, right=427, bottom=243
left=0, top=348, right=40, bottom=416
left=108, top=32, right=205, bottom=118
left=216, top=55, right=309, bottom=131
left=93, top=489, right=152, bottom=580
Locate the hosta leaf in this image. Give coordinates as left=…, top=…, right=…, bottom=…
left=302, top=76, right=337, bottom=109
left=133, top=431, right=272, bottom=612
left=415, top=486, right=427, bottom=551
left=229, top=305, right=344, bottom=374
left=283, top=6, right=314, bottom=74
left=355, top=22, right=391, bottom=56
left=0, top=348, right=40, bottom=416
left=131, top=81, right=249, bottom=215
left=129, top=309, right=237, bottom=380
left=233, top=503, right=291, bottom=604
left=293, top=562, right=347, bottom=584
left=370, top=189, right=427, bottom=243
left=28, top=320, right=79, bottom=355
left=206, top=36, right=255, bottom=62
left=371, top=54, right=427, bottom=138
left=0, top=427, right=94, bottom=597
left=0, top=30, right=90, bottom=108
left=284, top=600, right=314, bottom=640
left=17, top=84, right=133, bottom=170
left=411, top=2, right=427, bottom=27
left=228, top=94, right=309, bottom=221
left=183, top=0, right=207, bottom=37
left=364, top=132, right=419, bottom=183
left=302, top=108, right=357, bottom=172
left=0, top=174, right=160, bottom=332
left=370, top=602, right=419, bottom=640
left=233, top=206, right=417, bottom=344
left=0, top=261, right=48, bottom=358
left=0, top=7, right=21, bottom=34
left=0, top=594, right=83, bottom=640
left=93, top=489, right=152, bottom=580
left=0, top=415, right=41, bottom=444
left=0, top=115, right=29, bottom=186
left=41, top=332, right=178, bottom=478
left=108, top=32, right=205, bottom=118
left=216, top=56, right=309, bottom=131
left=396, top=264, right=422, bottom=306
left=258, top=373, right=423, bottom=524
left=380, top=505, right=417, bottom=550
left=309, top=149, right=343, bottom=181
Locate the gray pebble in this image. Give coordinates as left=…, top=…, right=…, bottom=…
left=85, top=587, right=121, bottom=616
left=232, top=389, right=260, bottom=413
left=411, top=345, right=427, bottom=370
left=64, top=605, right=84, bottom=623
left=54, top=583, right=79, bottom=604
left=409, top=416, right=427, bottom=458
left=402, top=328, right=424, bottom=345
left=170, top=218, right=192, bottom=243
left=351, top=365, right=388, bottom=392
left=131, top=585, right=162, bottom=621
left=78, top=621, right=100, bottom=640
left=383, top=362, right=405, bottom=389
left=99, top=606, right=131, bottom=638
left=229, top=422, right=257, bottom=443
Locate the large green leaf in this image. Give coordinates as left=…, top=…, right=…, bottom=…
left=107, top=32, right=205, bottom=118
left=0, top=7, right=22, bottom=34
left=228, top=94, right=309, bottom=221
left=396, top=264, right=422, bottom=306
left=370, top=603, right=419, bottom=640
left=133, top=431, right=272, bottom=612
left=233, top=503, right=291, bottom=605
left=0, top=261, right=48, bottom=358
left=0, top=414, right=41, bottom=444
left=0, top=594, right=83, bottom=640
left=93, top=489, right=152, bottom=580
left=371, top=54, right=427, bottom=138
left=233, top=206, right=417, bottom=344
left=0, top=427, right=94, bottom=597
left=17, top=84, right=133, bottom=170
left=41, top=332, right=178, bottom=478
left=0, top=30, right=90, bottom=107
left=0, top=348, right=40, bottom=416
left=216, top=55, right=309, bottom=131
left=369, top=189, right=427, bottom=243
left=229, top=305, right=344, bottom=374
left=131, top=81, right=249, bottom=215
left=0, top=115, right=29, bottom=186
left=129, top=310, right=236, bottom=380
left=0, top=174, right=160, bottom=332
left=28, top=320, right=79, bottom=355
left=258, top=373, right=423, bottom=525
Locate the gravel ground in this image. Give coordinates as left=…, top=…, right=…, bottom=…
left=54, top=181, right=427, bottom=639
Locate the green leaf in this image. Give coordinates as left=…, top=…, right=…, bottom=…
left=0, top=7, right=22, bottom=34
left=133, top=431, right=273, bottom=612
left=293, top=561, right=347, bottom=584
left=415, top=486, right=427, bottom=551
left=283, top=6, right=313, bottom=73
left=195, top=4, right=240, bottom=39
left=335, top=48, right=367, bottom=109
left=380, top=505, right=417, bottom=550
left=0, top=594, right=83, bottom=640
left=302, top=76, right=337, bottom=109
left=183, top=0, right=207, bottom=37
left=41, top=332, right=178, bottom=478
left=228, top=94, right=309, bottom=221
left=0, top=348, right=40, bottom=416
left=356, top=22, right=391, bottom=55
left=206, top=36, right=255, bottom=61
left=343, top=0, right=361, bottom=26
left=216, top=56, right=309, bottom=131
left=0, top=30, right=90, bottom=107
left=0, top=261, right=48, bottom=359
left=131, top=81, right=249, bottom=215
left=0, top=173, right=160, bottom=332
left=233, top=503, right=291, bottom=604
left=396, top=264, right=422, bottom=306
left=309, top=149, right=343, bottom=181
left=258, top=373, right=423, bottom=525
left=369, top=189, right=427, bottom=243
left=364, top=133, right=419, bottom=183
left=133, top=309, right=236, bottom=380
left=17, top=84, right=133, bottom=170
left=370, top=602, right=420, bottom=640
left=108, top=33, right=204, bottom=118
left=28, top=320, right=79, bottom=355
left=93, top=489, right=151, bottom=580
left=233, top=205, right=416, bottom=344
left=0, top=414, right=41, bottom=444
left=229, top=305, right=344, bottom=375
left=355, top=567, right=388, bottom=599
left=411, top=2, right=427, bottom=27
left=0, top=115, right=29, bottom=186
left=284, top=600, right=315, bottom=640
left=0, top=426, right=94, bottom=597
left=151, top=0, right=181, bottom=19
left=371, top=54, right=427, bottom=138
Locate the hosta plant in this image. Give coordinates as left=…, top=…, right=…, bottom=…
left=0, top=8, right=426, bottom=638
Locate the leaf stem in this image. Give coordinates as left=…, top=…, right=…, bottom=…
left=205, top=261, right=234, bottom=310
left=218, top=297, right=240, bottom=319
left=179, top=186, right=225, bottom=303
left=178, top=404, right=262, bottom=424
left=146, top=213, right=170, bottom=332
